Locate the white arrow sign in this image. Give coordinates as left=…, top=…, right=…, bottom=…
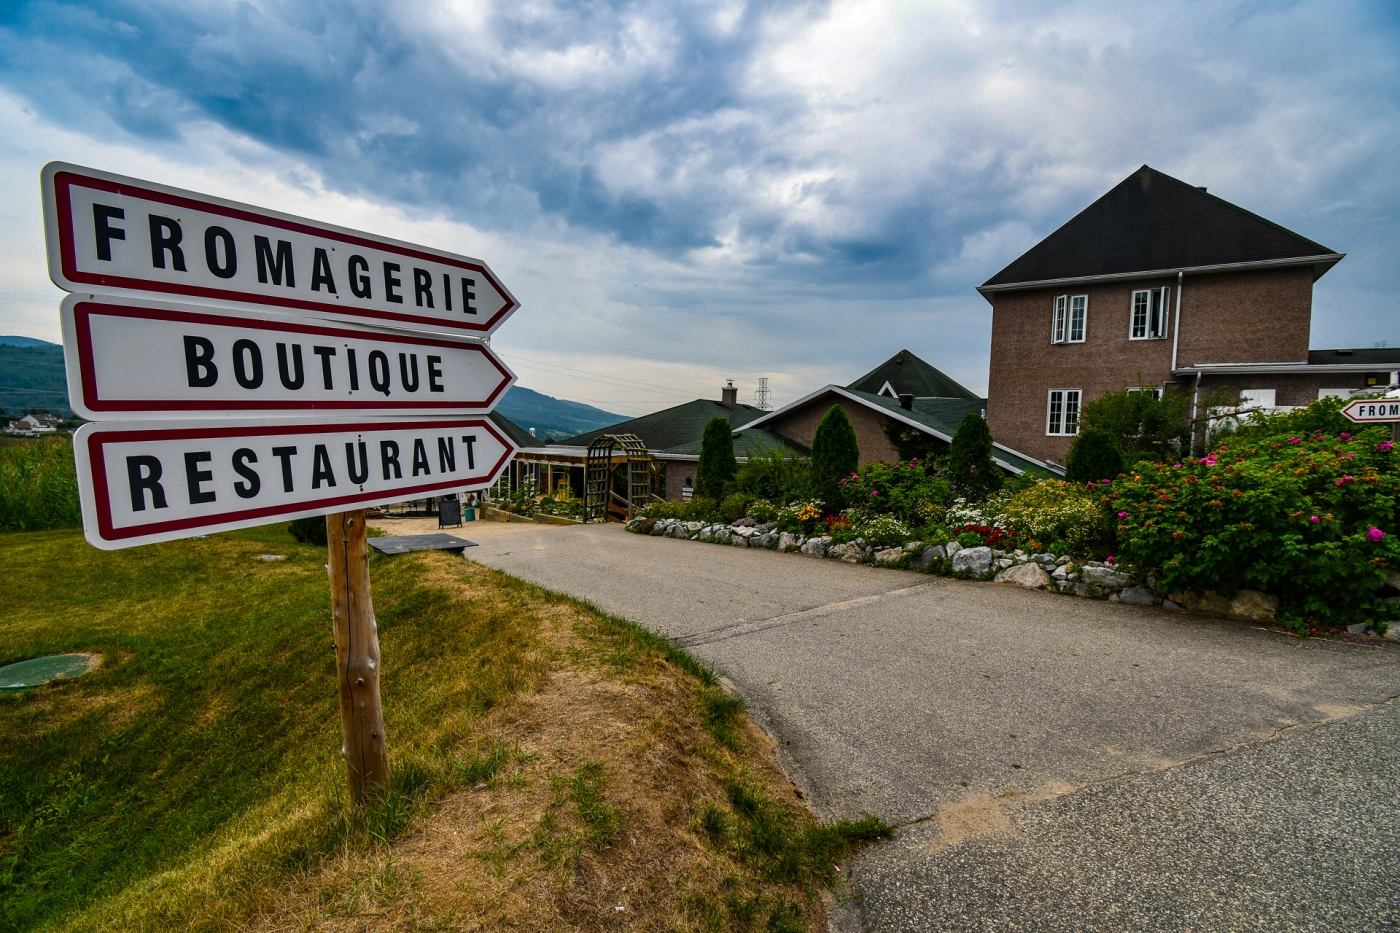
left=1341, top=398, right=1400, bottom=423
left=42, top=162, right=518, bottom=336
left=60, top=294, right=515, bottom=420
left=73, top=416, right=516, bottom=549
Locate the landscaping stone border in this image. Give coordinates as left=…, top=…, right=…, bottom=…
left=624, top=515, right=1399, bottom=640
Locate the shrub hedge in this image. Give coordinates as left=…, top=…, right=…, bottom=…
left=1110, top=428, right=1400, bottom=628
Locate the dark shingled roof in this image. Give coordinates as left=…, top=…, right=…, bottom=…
left=489, top=410, right=540, bottom=448
left=1309, top=348, right=1400, bottom=367
left=981, top=165, right=1340, bottom=290
left=846, top=349, right=980, bottom=400
left=561, top=399, right=769, bottom=452
left=664, top=427, right=807, bottom=457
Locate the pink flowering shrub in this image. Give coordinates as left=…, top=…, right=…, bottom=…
left=1109, top=427, right=1400, bottom=628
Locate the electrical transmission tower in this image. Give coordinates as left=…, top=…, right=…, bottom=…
left=755, top=377, right=771, bottom=411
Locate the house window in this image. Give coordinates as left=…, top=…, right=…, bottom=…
left=1046, top=389, right=1082, bottom=436
left=683, top=476, right=693, bottom=501
left=1126, top=386, right=1163, bottom=401
left=1052, top=295, right=1087, bottom=344
left=1130, top=287, right=1170, bottom=339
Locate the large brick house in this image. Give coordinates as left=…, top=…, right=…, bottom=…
left=980, top=165, right=1400, bottom=465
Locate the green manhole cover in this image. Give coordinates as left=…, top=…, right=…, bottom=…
left=0, top=654, right=99, bottom=692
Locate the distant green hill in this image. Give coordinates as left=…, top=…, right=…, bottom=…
left=0, top=340, right=69, bottom=418
left=0, top=336, right=622, bottom=433
left=495, top=386, right=623, bottom=441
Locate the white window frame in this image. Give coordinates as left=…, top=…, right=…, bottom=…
left=1126, top=385, right=1163, bottom=401
left=1052, top=295, right=1087, bottom=344
left=1129, top=287, right=1170, bottom=340
left=1046, top=388, right=1082, bottom=436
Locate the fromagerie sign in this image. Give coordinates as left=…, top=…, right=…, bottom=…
left=42, top=162, right=518, bottom=336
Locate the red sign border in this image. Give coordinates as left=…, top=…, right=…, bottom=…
left=50, top=167, right=517, bottom=334
left=1341, top=399, right=1400, bottom=423
left=83, top=417, right=514, bottom=544
left=67, top=298, right=514, bottom=416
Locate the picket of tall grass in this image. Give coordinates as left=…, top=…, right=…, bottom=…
left=0, top=437, right=82, bottom=531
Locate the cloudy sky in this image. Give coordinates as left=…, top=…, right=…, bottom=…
left=0, top=0, right=1396, bottom=417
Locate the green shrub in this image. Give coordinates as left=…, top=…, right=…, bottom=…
left=857, top=514, right=910, bottom=548
left=947, top=412, right=1002, bottom=499
left=734, top=448, right=812, bottom=502
left=1000, top=479, right=1110, bottom=554
left=288, top=516, right=328, bottom=546
left=840, top=460, right=951, bottom=527
left=696, top=417, right=738, bottom=501
left=746, top=499, right=779, bottom=523
left=1065, top=427, right=1127, bottom=484
left=811, top=406, right=859, bottom=511
left=641, top=496, right=719, bottom=523
left=0, top=438, right=82, bottom=531
left=1111, top=428, right=1400, bottom=628
left=719, top=492, right=749, bottom=524
left=1211, top=393, right=1360, bottom=448
left=775, top=500, right=825, bottom=535
left=1080, top=385, right=1191, bottom=462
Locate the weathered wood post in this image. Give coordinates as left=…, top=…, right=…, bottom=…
left=326, top=509, right=389, bottom=802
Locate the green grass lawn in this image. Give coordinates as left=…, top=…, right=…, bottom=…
left=0, top=525, right=886, bottom=932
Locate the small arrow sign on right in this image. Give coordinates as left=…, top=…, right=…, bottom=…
left=1341, top=398, right=1400, bottom=423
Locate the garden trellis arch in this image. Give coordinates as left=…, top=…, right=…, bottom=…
left=583, top=434, right=653, bottom=522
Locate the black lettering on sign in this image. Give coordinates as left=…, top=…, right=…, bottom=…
left=414, top=268, right=434, bottom=308
left=277, top=343, right=305, bottom=390
left=271, top=446, right=298, bottom=492
left=313, top=346, right=336, bottom=389
left=438, top=436, right=455, bottom=472
left=346, top=441, right=369, bottom=484
left=233, top=339, right=264, bottom=389
left=183, top=336, right=218, bottom=387
left=184, top=451, right=216, bottom=504
left=347, top=348, right=359, bottom=390
left=461, top=434, right=476, bottom=470
left=349, top=255, right=372, bottom=298
left=368, top=351, right=391, bottom=396
left=311, top=247, right=337, bottom=293
left=384, top=262, right=403, bottom=303
left=148, top=216, right=186, bottom=271
left=205, top=226, right=237, bottom=278
left=312, top=444, right=336, bottom=489
left=412, top=439, right=431, bottom=476
left=399, top=353, right=419, bottom=392
left=254, top=236, right=295, bottom=287
left=427, top=356, right=444, bottom=392
left=126, top=455, right=166, bottom=511
left=461, top=277, right=476, bottom=314
left=443, top=273, right=453, bottom=312
left=93, top=204, right=126, bottom=261
left=232, top=448, right=260, bottom=499
left=380, top=440, right=402, bottom=480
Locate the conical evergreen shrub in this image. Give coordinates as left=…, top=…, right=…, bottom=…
left=947, top=412, right=1003, bottom=499
left=1064, top=427, right=1127, bottom=484
left=811, top=405, right=860, bottom=511
left=695, top=416, right=738, bottom=501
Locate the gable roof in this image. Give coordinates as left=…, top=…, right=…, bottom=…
left=561, top=398, right=769, bottom=452
left=846, top=349, right=980, bottom=400
left=980, top=165, right=1342, bottom=293
left=489, top=410, right=541, bottom=449
left=742, top=385, right=1047, bottom=475
left=664, top=427, right=807, bottom=458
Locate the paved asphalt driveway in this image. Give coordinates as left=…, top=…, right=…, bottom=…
left=420, top=518, right=1400, bottom=931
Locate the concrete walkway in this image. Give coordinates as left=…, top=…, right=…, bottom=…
left=418, top=519, right=1400, bottom=931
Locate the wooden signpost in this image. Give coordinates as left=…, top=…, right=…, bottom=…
left=43, top=162, right=520, bottom=802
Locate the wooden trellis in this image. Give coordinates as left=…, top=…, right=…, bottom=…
left=583, top=434, right=652, bottom=522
